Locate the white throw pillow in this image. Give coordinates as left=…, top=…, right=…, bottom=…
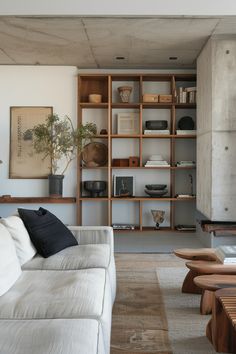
left=0, top=216, right=36, bottom=265
left=0, top=223, right=22, bottom=296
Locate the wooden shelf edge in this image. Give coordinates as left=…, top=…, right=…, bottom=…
left=0, top=197, right=76, bottom=204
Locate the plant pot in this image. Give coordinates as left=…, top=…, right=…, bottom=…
left=48, top=174, right=64, bottom=198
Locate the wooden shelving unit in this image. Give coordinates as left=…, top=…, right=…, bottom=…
left=77, top=73, right=196, bottom=232
left=0, top=197, right=76, bottom=204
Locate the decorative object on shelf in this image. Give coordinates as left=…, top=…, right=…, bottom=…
left=159, top=94, right=172, bottom=103
left=143, top=94, right=159, bottom=103
left=10, top=106, right=53, bottom=179
left=113, top=175, right=135, bottom=197
left=99, top=128, right=108, bottom=135
left=151, top=210, right=165, bottom=229
left=145, top=184, right=167, bottom=190
left=178, top=116, right=195, bottom=130
left=129, top=156, right=139, bottom=167
left=112, top=158, right=129, bottom=167
left=145, top=120, right=168, bottom=130
left=29, top=114, right=96, bottom=197
left=83, top=181, right=107, bottom=198
left=145, top=189, right=168, bottom=197
left=177, top=86, right=197, bottom=104
left=82, top=142, right=108, bottom=167
left=117, top=112, right=139, bottom=135
left=117, top=86, right=132, bottom=103
left=144, top=129, right=170, bottom=135
left=88, top=94, right=102, bottom=103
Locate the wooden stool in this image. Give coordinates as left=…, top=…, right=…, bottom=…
left=194, top=274, right=236, bottom=315
left=183, top=260, right=236, bottom=295
left=206, top=288, right=236, bottom=353
left=174, top=248, right=217, bottom=261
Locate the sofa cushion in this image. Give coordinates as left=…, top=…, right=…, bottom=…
left=0, top=224, right=22, bottom=296
left=18, top=207, right=77, bottom=258
left=0, top=216, right=36, bottom=265
left=0, top=269, right=107, bottom=319
left=0, top=319, right=105, bottom=354
left=23, top=244, right=110, bottom=270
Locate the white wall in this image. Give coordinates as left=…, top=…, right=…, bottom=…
left=0, top=66, right=78, bottom=224
left=0, top=0, right=236, bottom=16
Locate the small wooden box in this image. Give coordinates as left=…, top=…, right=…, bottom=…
left=112, top=158, right=129, bottom=167
left=129, top=156, right=139, bottom=167
left=159, top=94, right=172, bottom=103
left=143, top=94, right=159, bottom=103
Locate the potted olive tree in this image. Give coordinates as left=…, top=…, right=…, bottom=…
left=29, top=114, right=96, bottom=197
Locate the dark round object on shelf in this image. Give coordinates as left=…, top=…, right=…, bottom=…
left=178, top=116, right=195, bottom=130
left=144, top=188, right=168, bottom=197
left=145, top=120, right=168, bottom=130
left=84, top=181, right=107, bottom=198
left=145, top=184, right=167, bottom=190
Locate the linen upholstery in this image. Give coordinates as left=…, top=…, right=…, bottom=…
left=0, top=269, right=112, bottom=354
left=0, top=224, right=22, bottom=296
left=0, top=319, right=105, bottom=354
left=0, top=215, right=36, bottom=265
left=69, top=226, right=116, bottom=300
left=23, top=244, right=110, bottom=270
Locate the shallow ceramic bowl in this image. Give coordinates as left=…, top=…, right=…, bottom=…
left=145, top=188, right=168, bottom=197
left=145, top=184, right=167, bottom=190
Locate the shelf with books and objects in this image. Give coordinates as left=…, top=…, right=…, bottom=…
left=77, top=73, right=197, bottom=231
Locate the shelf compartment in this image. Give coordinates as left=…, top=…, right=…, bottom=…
left=81, top=200, right=108, bottom=226
left=0, top=197, right=76, bottom=204
left=79, top=75, right=108, bottom=103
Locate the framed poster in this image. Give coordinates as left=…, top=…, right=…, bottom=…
left=113, top=175, right=135, bottom=197
left=117, top=112, right=139, bottom=135
left=10, top=106, right=53, bottom=179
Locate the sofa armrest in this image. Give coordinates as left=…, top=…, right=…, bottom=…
left=68, top=226, right=114, bottom=253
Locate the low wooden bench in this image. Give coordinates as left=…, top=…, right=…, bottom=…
left=207, top=288, right=236, bottom=353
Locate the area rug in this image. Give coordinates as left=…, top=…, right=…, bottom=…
left=157, top=267, right=224, bottom=354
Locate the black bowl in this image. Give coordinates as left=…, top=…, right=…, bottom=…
left=84, top=181, right=107, bottom=198
left=145, top=184, right=167, bottom=190
left=145, top=120, right=168, bottom=130
left=145, top=189, right=168, bottom=197
left=178, top=116, right=195, bottom=130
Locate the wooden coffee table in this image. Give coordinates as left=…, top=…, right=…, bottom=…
left=194, top=274, right=236, bottom=315
left=174, top=248, right=217, bottom=261
left=182, top=260, right=236, bottom=294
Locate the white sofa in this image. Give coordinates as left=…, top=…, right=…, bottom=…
left=0, top=220, right=116, bottom=354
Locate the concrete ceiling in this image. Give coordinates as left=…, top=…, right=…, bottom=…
left=0, top=16, right=236, bottom=68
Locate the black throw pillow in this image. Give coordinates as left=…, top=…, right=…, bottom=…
left=18, top=207, right=78, bottom=258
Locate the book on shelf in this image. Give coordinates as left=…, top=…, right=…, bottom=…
left=215, top=245, right=236, bottom=264
left=176, top=130, right=196, bottom=135
left=144, top=130, right=170, bottom=135
left=112, top=224, right=136, bottom=230
left=176, top=224, right=196, bottom=231
left=177, top=87, right=197, bottom=104
left=176, top=194, right=195, bottom=198
left=176, top=161, right=196, bottom=167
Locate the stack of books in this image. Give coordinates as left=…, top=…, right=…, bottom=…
left=144, top=129, right=170, bottom=135
left=176, top=130, right=196, bottom=135
left=144, top=155, right=170, bottom=167
left=177, top=87, right=197, bottom=104
left=176, top=161, right=196, bottom=167
left=215, top=245, right=236, bottom=264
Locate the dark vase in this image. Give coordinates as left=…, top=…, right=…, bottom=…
left=48, top=174, right=64, bottom=198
